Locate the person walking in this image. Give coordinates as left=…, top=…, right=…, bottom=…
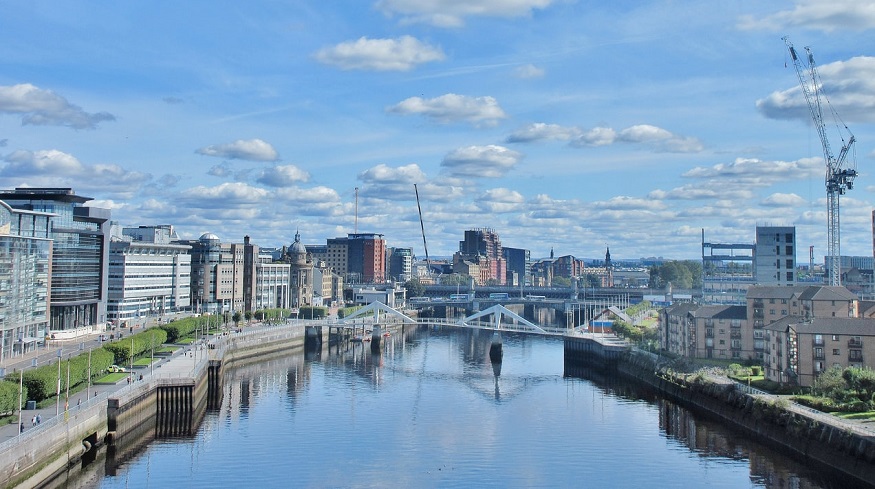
left=36, top=414, right=41, bottom=424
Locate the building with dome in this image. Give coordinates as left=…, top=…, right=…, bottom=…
left=177, top=232, right=256, bottom=317
left=284, top=231, right=314, bottom=309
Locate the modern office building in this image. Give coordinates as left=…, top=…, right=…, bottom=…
left=177, top=233, right=252, bottom=317
left=387, top=247, right=413, bottom=282
left=503, top=247, right=531, bottom=286
left=107, top=235, right=192, bottom=324
left=326, top=233, right=386, bottom=284
left=0, top=188, right=110, bottom=335
left=252, top=250, right=290, bottom=311
left=0, top=200, right=52, bottom=359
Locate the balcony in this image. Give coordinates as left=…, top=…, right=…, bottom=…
left=849, top=351, right=863, bottom=362
left=730, top=331, right=742, bottom=339
left=848, top=338, right=862, bottom=348
left=813, top=338, right=824, bottom=346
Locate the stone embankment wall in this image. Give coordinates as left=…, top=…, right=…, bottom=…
left=619, top=351, right=875, bottom=488
left=0, top=402, right=106, bottom=489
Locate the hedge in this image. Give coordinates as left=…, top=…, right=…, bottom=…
left=6, top=349, right=113, bottom=402
left=103, top=328, right=168, bottom=365
left=337, top=306, right=363, bottom=319
left=161, top=317, right=200, bottom=343
left=299, top=306, right=328, bottom=319
left=0, top=380, right=27, bottom=416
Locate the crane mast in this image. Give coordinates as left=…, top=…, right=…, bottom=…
left=783, top=37, right=856, bottom=286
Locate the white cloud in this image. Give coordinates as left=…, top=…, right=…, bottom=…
left=0, top=83, right=114, bottom=129
left=682, top=157, right=822, bottom=183
left=756, top=56, right=875, bottom=123
left=513, top=64, right=545, bottom=79
left=762, top=192, right=808, bottom=207
left=441, top=145, right=522, bottom=178
left=181, top=182, right=270, bottom=207
left=314, top=36, right=445, bottom=71
left=196, top=139, right=279, bottom=161
left=375, top=0, right=555, bottom=27
left=1, top=149, right=84, bottom=175
left=476, top=187, right=526, bottom=213
left=388, top=93, right=507, bottom=126
left=257, top=165, right=311, bottom=187
left=575, top=126, right=618, bottom=146
left=506, top=123, right=581, bottom=143
left=738, top=0, right=875, bottom=32
left=359, top=163, right=427, bottom=184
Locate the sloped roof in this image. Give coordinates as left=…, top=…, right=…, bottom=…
left=691, top=304, right=747, bottom=320
left=662, top=302, right=698, bottom=316
left=791, top=317, right=875, bottom=336
left=797, top=285, right=858, bottom=302
left=745, top=285, right=808, bottom=300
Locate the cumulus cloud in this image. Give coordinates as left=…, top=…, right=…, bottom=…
left=359, top=163, right=427, bottom=184
left=376, top=0, right=555, bottom=27
left=196, top=138, right=279, bottom=161
left=738, top=0, right=875, bottom=32
left=510, top=122, right=703, bottom=152
left=756, top=56, right=875, bottom=123
left=506, top=123, right=581, bottom=143
left=257, top=165, right=311, bottom=187
left=514, top=64, right=545, bottom=79
left=441, top=145, right=522, bottom=178
left=762, top=192, right=808, bottom=207
left=476, top=188, right=525, bottom=213
left=0, top=149, right=150, bottom=199
left=0, top=83, right=115, bottom=129
left=1, top=149, right=84, bottom=175
left=682, top=156, right=822, bottom=183
left=181, top=182, right=270, bottom=206
left=314, top=36, right=445, bottom=71
left=388, top=93, right=507, bottom=126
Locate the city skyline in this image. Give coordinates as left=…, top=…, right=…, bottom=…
left=1, top=2, right=874, bottom=260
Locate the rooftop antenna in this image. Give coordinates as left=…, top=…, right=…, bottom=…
left=354, top=187, right=358, bottom=235
left=414, top=184, right=432, bottom=276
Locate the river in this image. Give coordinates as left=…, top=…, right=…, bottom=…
left=57, top=326, right=836, bottom=488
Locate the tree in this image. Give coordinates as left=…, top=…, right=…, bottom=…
left=649, top=261, right=702, bottom=289
left=244, top=310, right=253, bottom=324
left=552, top=276, right=571, bottom=287
left=232, top=311, right=242, bottom=327
left=404, top=278, right=425, bottom=299
left=439, top=274, right=470, bottom=286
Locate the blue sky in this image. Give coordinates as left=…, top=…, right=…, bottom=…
left=1, top=1, right=874, bottom=262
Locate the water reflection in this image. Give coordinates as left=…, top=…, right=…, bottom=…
left=566, top=365, right=838, bottom=489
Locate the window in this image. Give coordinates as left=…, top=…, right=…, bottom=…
left=832, top=349, right=840, bottom=356
left=814, top=347, right=824, bottom=359
left=785, top=233, right=793, bottom=243
left=719, top=340, right=725, bottom=345
left=832, top=335, right=839, bottom=341
left=785, top=245, right=793, bottom=255
left=850, top=350, right=863, bottom=361
left=786, top=259, right=793, bottom=268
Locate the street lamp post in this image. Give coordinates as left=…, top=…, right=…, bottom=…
left=55, top=349, right=61, bottom=416
left=87, top=347, right=92, bottom=399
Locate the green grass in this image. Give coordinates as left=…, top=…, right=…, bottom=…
left=156, top=346, right=178, bottom=354
left=132, top=357, right=156, bottom=366
left=94, top=372, right=128, bottom=384
left=834, top=411, right=875, bottom=421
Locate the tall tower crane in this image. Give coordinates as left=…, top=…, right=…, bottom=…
left=783, top=36, right=857, bottom=286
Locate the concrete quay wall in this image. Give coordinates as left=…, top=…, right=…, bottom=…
left=0, top=403, right=107, bottom=489
left=616, top=351, right=875, bottom=488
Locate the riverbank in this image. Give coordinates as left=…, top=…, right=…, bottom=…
left=614, top=349, right=875, bottom=488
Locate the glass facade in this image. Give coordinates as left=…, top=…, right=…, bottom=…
left=0, top=202, right=52, bottom=360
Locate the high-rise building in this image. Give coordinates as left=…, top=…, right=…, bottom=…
left=387, top=247, right=413, bottom=282
left=327, top=233, right=386, bottom=284
left=755, top=226, right=796, bottom=286
left=454, top=229, right=506, bottom=285
left=503, top=247, right=531, bottom=286
left=0, top=188, right=110, bottom=333
left=0, top=200, right=52, bottom=357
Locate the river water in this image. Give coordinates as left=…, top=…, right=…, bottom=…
left=63, top=326, right=838, bottom=488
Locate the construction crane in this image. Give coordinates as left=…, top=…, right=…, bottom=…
left=414, top=184, right=432, bottom=277
left=783, top=36, right=857, bottom=286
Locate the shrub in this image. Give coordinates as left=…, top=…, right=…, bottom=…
left=104, top=328, right=168, bottom=364
left=0, top=380, right=27, bottom=415
left=300, top=306, right=328, bottom=319
left=6, top=348, right=113, bottom=402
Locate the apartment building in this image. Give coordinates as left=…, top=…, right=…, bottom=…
left=764, top=316, right=875, bottom=387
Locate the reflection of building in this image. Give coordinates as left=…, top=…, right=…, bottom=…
left=0, top=188, right=110, bottom=333
left=108, top=225, right=191, bottom=323
left=0, top=200, right=52, bottom=357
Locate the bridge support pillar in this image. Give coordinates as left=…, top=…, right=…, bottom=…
left=370, top=324, right=382, bottom=353
left=489, top=331, right=502, bottom=363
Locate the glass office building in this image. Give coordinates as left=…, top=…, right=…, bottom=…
left=0, top=188, right=110, bottom=333
left=0, top=200, right=52, bottom=360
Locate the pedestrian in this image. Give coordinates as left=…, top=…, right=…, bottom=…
left=36, top=414, right=41, bottom=424
left=31, top=416, right=36, bottom=427
left=77, top=398, right=81, bottom=407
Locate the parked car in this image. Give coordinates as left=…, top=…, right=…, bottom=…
left=107, top=365, right=127, bottom=373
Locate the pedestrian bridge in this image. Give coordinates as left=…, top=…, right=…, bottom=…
left=334, top=301, right=577, bottom=337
